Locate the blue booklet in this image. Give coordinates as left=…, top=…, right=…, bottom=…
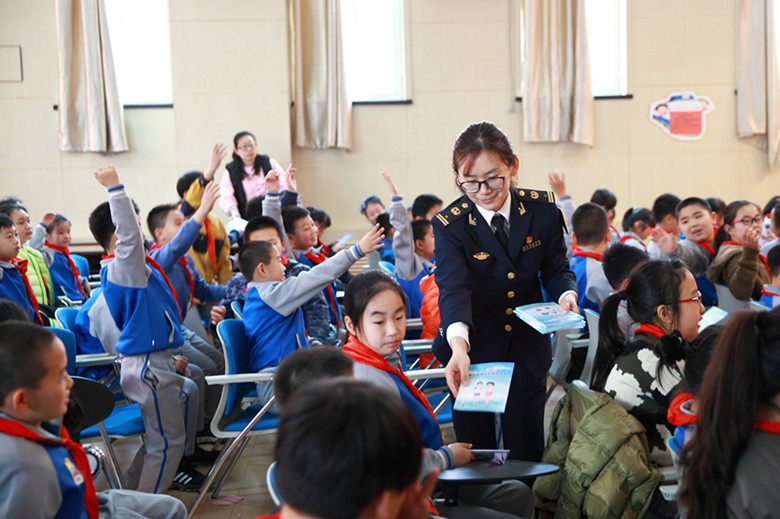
left=453, top=362, right=514, bottom=413
left=513, top=302, right=585, bottom=334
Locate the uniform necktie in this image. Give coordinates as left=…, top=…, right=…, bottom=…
left=492, top=213, right=509, bottom=251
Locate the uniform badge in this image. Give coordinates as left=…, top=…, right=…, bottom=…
left=522, top=237, right=542, bottom=252
left=526, top=236, right=533, bottom=243
left=462, top=203, right=469, bottom=208
left=64, top=457, right=84, bottom=485
left=436, top=213, right=449, bottom=226
left=468, top=214, right=477, bottom=226
left=451, top=207, right=461, bottom=216
left=519, top=190, right=525, bottom=196
left=530, top=191, right=539, bottom=200
left=473, top=252, right=490, bottom=260
left=518, top=202, right=526, bottom=215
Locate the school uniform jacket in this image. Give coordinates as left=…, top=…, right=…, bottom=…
left=432, top=188, right=576, bottom=380
left=0, top=260, right=39, bottom=322
left=388, top=196, right=433, bottom=320
left=569, top=246, right=611, bottom=312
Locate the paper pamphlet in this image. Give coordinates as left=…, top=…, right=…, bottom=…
left=454, top=362, right=514, bottom=413
left=513, top=302, right=585, bottom=334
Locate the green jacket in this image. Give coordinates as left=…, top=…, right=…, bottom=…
left=533, top=381, right=661, bottom=518
left=18, top=245, right=54, bottom=306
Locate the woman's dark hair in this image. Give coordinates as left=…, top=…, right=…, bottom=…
left=344, top=271, right=407, bottom=335
left=591, top=188, right=617, bottom=211
left=591, top=259, right=689, bottom=391
left=713, top=200, right=760, bottom=251
left=225, top=131, right=273, bottom=219
left=451, top=121, right=517, bottom=188
left=678, top=324, right=722, bottom=395
left=308, top=207, right=331, bottom=227
left=621, top=207, right=653, bottom=233
left=680, top=309, right=780, bottom=519
left=275, top=379, right=422, bottom=519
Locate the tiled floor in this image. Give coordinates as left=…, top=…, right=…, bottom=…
left=89, top=382, right=567, bottom=518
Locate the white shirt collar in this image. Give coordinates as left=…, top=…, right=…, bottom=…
left=473, top=191, right=512, bottom=229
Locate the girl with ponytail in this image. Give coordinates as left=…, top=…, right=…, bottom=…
left=680, top=309, right=780, bottom=518
left=591, top=259, right=704, bottom=466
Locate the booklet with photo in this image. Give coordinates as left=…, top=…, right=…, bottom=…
left=454, top=362, right=514, bottom=413
left=513, top=302, right=585, bottom=334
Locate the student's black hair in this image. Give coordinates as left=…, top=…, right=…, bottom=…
left=359, top=195, right=384, bottom=215
left=244, top=216, right=285, bottom=245
left=571, top=202, right=609, bottom=246
left=0, top=213, right=13, bottom=231
left=0, top=197, right=23, bottom=207
left=411, top=194, right=443, bottom=220
left=244, top=195, right=265, bottom=220
left=706, top=197, right=725, bottom=218
left=0, top=322, right=57, bottom=403
left=713, top=199, right=761, bottom=251
left=767, top=245, right=780, bottom=278
left=45, top=214, right=70, bottom=234
left=89, top=200, right=141, bottom=252
left=680, top=309, right=780, bottom=519
left=237, top=240, right=275, bottom=280
left=679, top=324, right=722, bottom=395
left=273, top=348, right=354, bottom=408
left=762, top=195, right=780, bottom=217
left=275, top=379, right=422, bottom=519
left=590, top=188, right=617, bottom=211
left=281, top=206, right=311, bottom=235
left=652, top=193, right=682, bottom=224
left=0, top=300, right=30, bottom=323
left=621, top=207, right=653, bottom=233
left=344, top=271, right=407, bottom=335
left=601, top=243, right=649, bottom=290
left=308, top=207, right=332, bottom=228
left=411, top=219, right=432, bottom=244
left=591, top=259, right=690, bottom=391
left=0, top=201, right=26, bottom=217
left=675, top=197, right=711, bottom=217
left=772, top=202, right=780, bottom=230
left=176, top=171, right=203, bottom=198
left=374, top=212, right=391, bottom=236
left=146, top=204, right=178, bottom=241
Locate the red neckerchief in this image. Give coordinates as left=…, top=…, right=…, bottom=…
left=342, top=335, right=444, bottom=445
left=667, top=391, right=697, bottom=426
left=0, top=417, right=98, bottom=519
left=634, top=323, right=666, bottom=338
left=317, top=239, right=332, bottom=257
left=203, top=218, right=218, bottom=271
left=695, top=240, right=716, bottom=256
left=102, top=253, right=183, bottom=321
left=9, top=258, right=44, bottom=325
left=754, top=420, right=780, bottom=434
left=609, top=223, right=620, bottom=237
left=303, top=249, right=339, bottom=319
left=572, top=246, right=603, bottom=262
left=281, top=253, right=289, bottom=267
left=149, top=243, right=194, bottom=311
left=722, top=241, right=770, bottom=275
left=619, top=234, right=647, bottom=251
left=44, top=243, right=84, bottom=297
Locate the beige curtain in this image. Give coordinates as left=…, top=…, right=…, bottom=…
left=291, top=0, right=352, bottom=150
left=55, top=0, right=127, bottom=153
left=737, top=0, right=780, bottom=168
left=522, top=0, right=594, bottom=145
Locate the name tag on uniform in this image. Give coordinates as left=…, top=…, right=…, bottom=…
left=522, top=236, right=541, bottom=252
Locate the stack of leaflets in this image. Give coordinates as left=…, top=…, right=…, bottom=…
left=454, top=362, right=514, bottom=414
left=513, top=302, right=585, bottom=334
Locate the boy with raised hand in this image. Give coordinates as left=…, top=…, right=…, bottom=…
left=0, top=321, right=187, bottom=519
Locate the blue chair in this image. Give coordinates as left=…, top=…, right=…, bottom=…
left=47, top=327, right=76, bottom=376
left=230, top=300, right=244, bottom=320
left=55, top=306, right=79, bottom=331
left=71, top=253, right=90, bottom=278
left=378, top=260, right=395, bottom=274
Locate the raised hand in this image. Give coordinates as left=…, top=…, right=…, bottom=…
left=357, top=223, right=385, bottom=255
left=265, top=170, right=280, bottom=195
left=204, top=143, right=228, bottom=181
left=283, top=163, right=298, bottom=193
left=380, top=169, right=399, bottom=198
left=193, top=180, right=221, bottom=224
left=547, top=169, right=567, bottom=199
left=650, top=227, right=678, bottom=255
left=743, top=225, right=761, bottom=251
left=94, top=165, right=120, bottom=188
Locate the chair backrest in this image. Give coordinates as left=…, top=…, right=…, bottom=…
left=231, top=300, right=244, bottom=320
left=216, top=319, right=254, bottom=417
left=70, top=376, right=115, bottom=430
left=378, top=260, right=395, bottom=274
left=581, top=309, right=600, bottom=387
left=266, top=461, right=283, bottom=506
left=713, top=283, right=751, bottom=313
left=47, top=326, right=77, bottom=375
left=55, top=307, right=80, bottom=331
left=70, top=254, right=90, bottom=278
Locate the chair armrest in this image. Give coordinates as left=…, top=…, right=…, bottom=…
left=205, top=372, right=275, bottom=386
left=75, top=353, right=117, bottom=368
left=404, top=368, right=446, bottom=381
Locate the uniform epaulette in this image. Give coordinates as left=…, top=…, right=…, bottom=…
left=514, top=188, right=556, bottom=204
left=434, top=198, right=473, bottom=227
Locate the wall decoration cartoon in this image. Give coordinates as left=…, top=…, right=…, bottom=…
left=649, top=92, right=714, bottom=141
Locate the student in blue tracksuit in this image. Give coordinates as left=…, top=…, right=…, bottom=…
left=569, top=202, right=613, bottom=313
left=433, top=121, right=578, bottom=462
left=761, top=245, right=780, bottom=308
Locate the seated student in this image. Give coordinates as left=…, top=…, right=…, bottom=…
left=411, top=193, right=443, bottom=222
left=238, top=225, right=383, bottom=408
left=38, top=214, right=89, bottom=304
left=601, top=242, right=649, bottom=345
left=272, top=347, right=355, bottom=409
left=648, top=193, right=681, bottom=259
left=570, top=203, right=613, bottom=312
left=0, top=214, right=44, bottom=325
left=258, top=379, right=435, bottom=519
left=592, top=259, right=704, bottom=467
left=760, top=196, right=780, bottom=248
left=373, top=212, right=396, bottom=264
left=590, top=188, right=620, bottom=244
left=0, top=202, right=55, bottom=310
left=308, top=207, right=339, bottom=256
left=83, top=165, right=201, bottom=493
left=761, top=202, right=780, bottom=256
left=343, top=271, right=535, bottom=519
left=653, top=197, right=719, bottom=306
left=0, top=321, right=187, bottom=519
left=680, top=309, right=780, bottom=518
left=706, top=200, right=770, bottom=301
left=360, top=194, right=385, bottom=225
left=707, top=196, right=726, bottom=229
left=620, top=207, right=653, bottom=252
left=760, top=245, right=780, bottom=307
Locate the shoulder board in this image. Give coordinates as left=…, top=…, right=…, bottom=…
left=434, top=197, right=473, bottom=227
left=514, top=188, right=556, bottom=204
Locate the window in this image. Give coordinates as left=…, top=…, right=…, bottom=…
left=340, top=0, right=408, bottom=103
left=585, top=0, right=627, bottom=97
left=103, top=0, right=173, bottom=106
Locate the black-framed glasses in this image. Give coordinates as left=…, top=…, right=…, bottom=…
left=457, top=176, right=506, bottom=194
